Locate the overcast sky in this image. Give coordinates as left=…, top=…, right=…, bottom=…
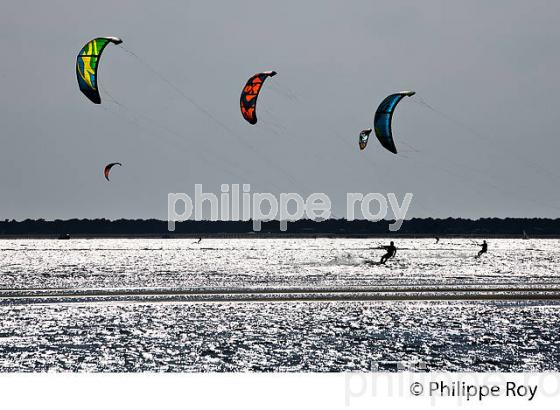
left=1, top=0, right=559, bottom=220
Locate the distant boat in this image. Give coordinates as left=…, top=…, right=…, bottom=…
left=58, top=233, right=71, bottom=240
left=522, top=230, right=529, bottom=240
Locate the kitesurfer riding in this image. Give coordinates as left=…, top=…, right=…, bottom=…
left=379, top=241, right=397, bottom=264
left=476, top=240, right=488, bottom=258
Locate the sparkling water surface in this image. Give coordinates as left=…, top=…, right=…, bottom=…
left=0, top=238, right=559, bottom=371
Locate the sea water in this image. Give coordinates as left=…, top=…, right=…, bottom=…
left=0, top=238, right=559, bottom=371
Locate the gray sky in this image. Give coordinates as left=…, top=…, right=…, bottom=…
left=1, top=0, right=559, bottom=220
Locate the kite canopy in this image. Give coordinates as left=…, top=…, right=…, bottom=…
left=374, top=91, right=415, bottom=154
left=76, top=37, right=123, bottom=104
left=104, top=162, right=122, bottom=181
left=359, top=129, right=372, bottom=151
left=240, top=71, right=277, bottom=125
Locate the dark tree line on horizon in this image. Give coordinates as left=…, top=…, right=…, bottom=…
left=1, top=218, right=560, bottom=237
